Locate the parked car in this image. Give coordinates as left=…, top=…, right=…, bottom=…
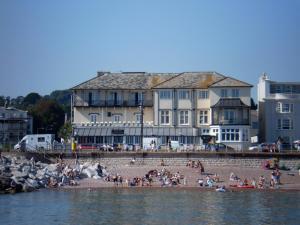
left=78, top=144, right=99, bottom=150
left=293, top=140, right=300, bottom=150
left=248, top=143, right=276, bottom=152
left=206, top=143, right=233, bottom=151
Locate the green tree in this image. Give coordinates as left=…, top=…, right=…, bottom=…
left=58, top=122, right=72, bottom=141
left=23, top=92, right=42, bottom=109
left=0, top=96, right=5, bottom=107
left=29, top=99, right=65, bottom=136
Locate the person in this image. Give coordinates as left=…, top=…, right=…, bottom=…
left=251, top=178, right=257, bottom=188
left=130, top=156, right=136, bottom=165
left=160, top=159, right=165, bottom=166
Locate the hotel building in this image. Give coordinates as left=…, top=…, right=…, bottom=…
left=71, top=71, right=252, bottom=150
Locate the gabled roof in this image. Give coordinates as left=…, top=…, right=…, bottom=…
left=211, top=98, right=249, bottom=108
left=71, top=71, right=253, bottom=90
left=152, top=72, right=225, bottom=89
left=209, top=77, right=253, bottom=87
left=71, top=72, right=177, bottom=90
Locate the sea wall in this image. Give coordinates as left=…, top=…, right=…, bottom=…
left=59, top=152, right=300, bottom=171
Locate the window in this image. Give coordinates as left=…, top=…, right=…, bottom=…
left=199, top=110, right=208, bottom=124
left=221, top=129, right=240, bottom=141
left=198, top=90, right=209, bottom=99
left=221, top=89, right=228, bottom=97
left=224, top=110, right=235, bottom=122
left=282, top=119, right=293, bottom=130
left=90, top=114, right=97, bottom=123
left=161, top=110, right=170, bottom=125
left=276, top=102, right=293, bottom=113
left=38, top=137, right=45, bottom=142
left=277, top=119, right=293, bottom=130
left=113, top=115, right=121, bottom=122
left=136, top=114, right=141, bottom=123
left=159, top=90, right=171, bottom=99
left=178, top=90, right=190, bottom=99
left=282, top=103, right=293, bottom=113
left=231, top=89, right=240, bottom=97
left=179, top=111, right=189, bottom=125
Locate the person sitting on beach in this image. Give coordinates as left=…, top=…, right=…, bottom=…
left=198, top=178, right=204, bottom=187
left=251, top=178, right=257, bottom=188
left=229, top=172, right=239, bottom=181
left=213, top=173, right=220, bottom=183
left=160, top=159, right=165, bottom=166
left=206, top=175, right=213, bottom=187
left=243, top=178, right=249, bottom=186
left=270, top=178, right=275, bottom=188
left=258, top=175, right=265, bottom=189
left=186, top=160, right=192, bottom=167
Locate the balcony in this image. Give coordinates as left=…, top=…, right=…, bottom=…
left=74, top=99, right=153, bottom=107
left=212, top=119, right=250, bottom=125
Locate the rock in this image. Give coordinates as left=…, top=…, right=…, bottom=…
left=25, top=178, right=39, bottom=189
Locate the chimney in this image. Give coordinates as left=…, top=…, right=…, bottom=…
left=97, top=71, right=109, bottom=77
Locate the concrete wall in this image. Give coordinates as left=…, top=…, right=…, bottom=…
left=78, top=156, right=300, bottom=171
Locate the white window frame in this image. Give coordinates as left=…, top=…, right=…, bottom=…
left=276, top=102, right=293, bottom=113
left=277, top=118, right=293, bottom=130
left=198, top=90, right=209, bottom=99
left=221, top=128, right=240, bottom=142
left=231, top=89, right=240, bottom=97
left=179, top=110, right=189, bottom=125
left=199, top=110, right=208, bottom=124
left=159, top=90, right=171, bottom=99
left=178, top=90, right=190, bottom=99
left=160, top=110, right=170, bottom=125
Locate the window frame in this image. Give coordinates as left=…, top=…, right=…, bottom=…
left=178, top=90, right=190, bottom=100
left=179, top=110, right=189, bottom=125
left=160, top=110, right=170, bottom=125
left=199, top=110, right=208, bottom=124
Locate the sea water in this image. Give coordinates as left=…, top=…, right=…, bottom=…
left=1, top=189, right=300, bottom=225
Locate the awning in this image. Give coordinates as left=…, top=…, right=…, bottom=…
left=73, top=126, right=198, bottom=137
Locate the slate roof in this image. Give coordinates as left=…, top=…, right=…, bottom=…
left=210, top=77, right=253, bottom=87
left=211, top=98, right=249, bottom=108
left=71, top=72, right=177, bottom=90
left=71, top=71, right=252, bottom=90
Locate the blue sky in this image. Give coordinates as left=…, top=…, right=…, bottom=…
left=0, top=0, right=299, bottom=99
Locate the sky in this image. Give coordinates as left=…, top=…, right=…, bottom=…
left=0, top=0, right=299, bottom=100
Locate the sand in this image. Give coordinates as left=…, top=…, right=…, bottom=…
left=62, top=163, right=300, bottom=191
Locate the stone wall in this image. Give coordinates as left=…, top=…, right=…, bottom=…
left=76, top=155, right=300, bottom=171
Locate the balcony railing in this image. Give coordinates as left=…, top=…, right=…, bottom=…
left=212, top=119, right=250, bottom=125
left=74, top=99, right=153, bottom=107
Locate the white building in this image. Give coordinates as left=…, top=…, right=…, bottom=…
left=258, top=74, right=300, bottom=145
left=71, top=71, right=253, bottom=150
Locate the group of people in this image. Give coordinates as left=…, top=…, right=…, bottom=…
left=198, top=174, right=220, bottom=187
left=186, top=160, right=205, bottom=174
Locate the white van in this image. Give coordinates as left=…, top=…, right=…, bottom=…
left=14, top=134, right=55, bottom=151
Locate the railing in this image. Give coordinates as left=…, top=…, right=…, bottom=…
left=74, top=99, right=153, bottom=107
left=212, top=119, right=250, bottom=125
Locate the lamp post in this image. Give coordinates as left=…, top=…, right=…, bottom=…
left=139, top=98, right=144, bottom=150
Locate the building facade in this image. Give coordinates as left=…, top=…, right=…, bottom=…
left=258, top=74, right=300, bottom=145
left=72, top=72, right=252, bottom=150
left=0, top=107, right=32, bottom=149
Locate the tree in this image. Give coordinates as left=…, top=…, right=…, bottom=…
left=29, top=99, right=65, bottom=136
left=23, top=92, right=42, bottom=108
left=0, top=96, right=5, bottom=107
left=250, top=98, right=257, bottom=110
left=58, top=122, right=72, bottom=141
